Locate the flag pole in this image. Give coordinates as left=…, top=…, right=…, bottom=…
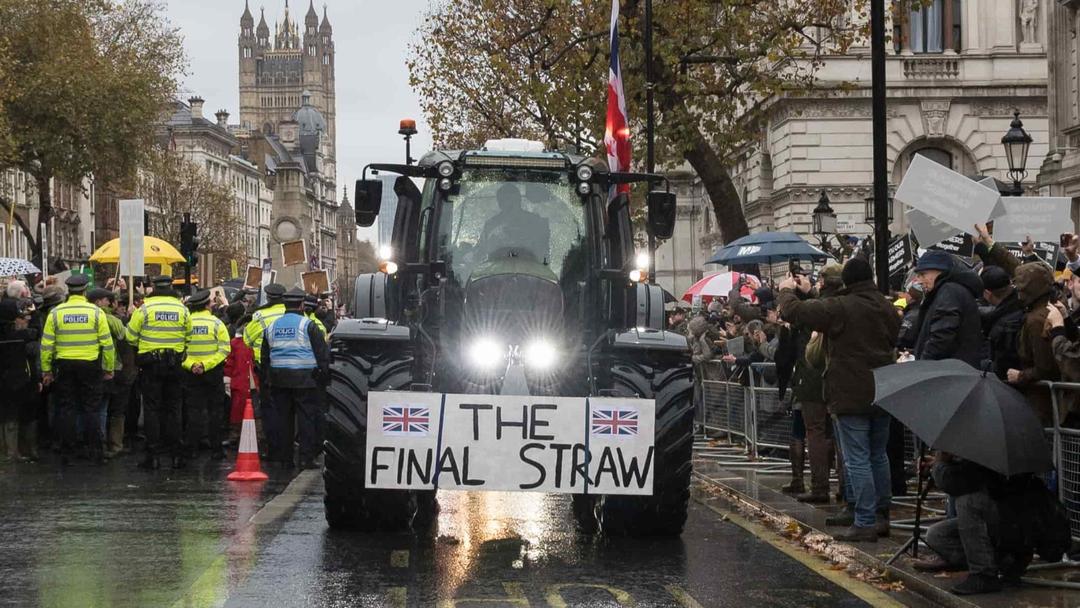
left=644, top=0, right=656, bottom=282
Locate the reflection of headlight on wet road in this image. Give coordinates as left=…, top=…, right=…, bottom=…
left=467, top=338, right=504, bottom=370
left=523, top=339, right=558, bottom=370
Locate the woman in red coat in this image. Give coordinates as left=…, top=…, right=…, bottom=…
left=224, top=309, right=257, bottom=443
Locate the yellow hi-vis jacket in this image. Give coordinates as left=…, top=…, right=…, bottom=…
left=306, top=312, right=327, bottom=337
left=182, top=310, right=231, bottom=372
left=243, top=303, right=285, bottom=364
left=40, top=294, right=115, bottom=373
left=126, top=295, right=192, bottom=355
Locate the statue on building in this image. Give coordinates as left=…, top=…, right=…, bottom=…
left=1020, top=0, right=1039, bottom=45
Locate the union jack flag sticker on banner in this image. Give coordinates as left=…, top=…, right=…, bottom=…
left=591, top=406, right=639, bottom=437
left=382, top=405, right=430, bottom=437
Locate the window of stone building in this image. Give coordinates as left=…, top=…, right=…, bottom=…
left=323, top=55, right=330, bottom=65
left=897, top=0, right=962, bottom=54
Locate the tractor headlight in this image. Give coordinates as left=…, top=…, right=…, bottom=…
left=634, top=252, right=650, bottom=271
left=629, top=269, right=647, bottom=283
left=437, top=161, right=455, bottom=177
left=523, top=339, right=558, bottom=370
left=576, top=181, right=591, bottom=195
left=378, top=245, right=393, bottom=260
left=438, top=177, right=453, bottom=191
left=575, top=164, right=593, bottom=182
left=467, top=337, right=504, bottom=370
left=379, top=260, right=398, bottom=275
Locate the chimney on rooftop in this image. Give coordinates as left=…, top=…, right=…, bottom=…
left=188, top=96, right=205, bottom=120
left=215, top=109, right=229, bottom=127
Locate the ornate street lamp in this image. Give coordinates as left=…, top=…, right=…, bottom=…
left=1001, top=109, right=1032, bottom=196
left=812, top=190, right=837, bottom=249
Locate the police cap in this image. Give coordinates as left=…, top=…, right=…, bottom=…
left=282, top=287, right=307, bottom=304
left=65, top=274, right=89, bottom=293
left=264, top=283, right=286, bottom=301
left=151, top=275, right=173, bottom=287
left=187, top=289, right=211, bottom=308
left=303, top=294, right=318, bottom=309
left=87, top=287, right=115, bottom=303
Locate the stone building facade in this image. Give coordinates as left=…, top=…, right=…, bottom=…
left=657, top=0, right=1052, bottom=297
left=1036, top=0, right=1080, bottom=218
left=1, top=169, right=94, bottom=270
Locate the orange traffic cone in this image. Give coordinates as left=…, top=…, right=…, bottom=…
left=227, top=399, right=268, bottom=482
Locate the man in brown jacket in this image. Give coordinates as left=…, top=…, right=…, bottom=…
left=974, top=226, right=1060, bottom=426
left=778, top=258, right=900, bottom=542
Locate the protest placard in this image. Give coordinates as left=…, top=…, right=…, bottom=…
left=895, top=155, right=1001, bottom=235
left=990, top=197, right=1072, bottom=243
left=1001, top=241, right=1060, bottom=267
left=887, top=234, right=912, bottom=282
left=906, top=208, right=961, bottom=248
left=366, top=392, right=656, bottom=495
left=927, top=233, right=975, bottom=258
left=302, top=269, right=330, bottom=295
left=118, top=199, right=145, bottom=277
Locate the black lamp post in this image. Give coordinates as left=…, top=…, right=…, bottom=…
left=1001, top=110, right=1032, bottom=196
left=812, top=190, right=837, bottom=250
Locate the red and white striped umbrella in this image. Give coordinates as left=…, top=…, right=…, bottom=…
left=682, top=271, right=761, bottom=303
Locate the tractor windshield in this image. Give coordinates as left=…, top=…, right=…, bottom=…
left=436, top=168, right=586, bottom=286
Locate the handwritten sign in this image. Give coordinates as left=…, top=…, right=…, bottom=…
left=906, top=208, right=960, bottom=248
left=991, top=197, right=1072, bottom=243
left=366, top=392, right=656, bottom=495
left=118, top=199, right=145, bottom=276
left=887, top=234, right=912, bottom=281
left=895, top=155, right=1001, bottom=235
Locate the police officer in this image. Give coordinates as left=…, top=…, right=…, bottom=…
left=302, top=294, right=327, bottom=337
left=40, top=275, right=115, bottom=464
left=182, top=289, right=231, bottom=460
left=261, top=287, right=329, bottom=468
left=244, top=283, right=285, bottom=459
left=127, top=275, right=192, bottom=469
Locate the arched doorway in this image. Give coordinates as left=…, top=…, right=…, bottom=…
left=891, top=140, right=979, bottom=234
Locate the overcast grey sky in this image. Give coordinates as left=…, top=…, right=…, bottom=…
left=164, top=0, right=436, bottom=240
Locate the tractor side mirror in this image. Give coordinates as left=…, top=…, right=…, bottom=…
left=354, top=179, right=383, bottom=227
left=646, top=190, right=677, bottom=240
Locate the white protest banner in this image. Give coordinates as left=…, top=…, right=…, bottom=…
left=976, top=177, right=1007, bottom=220
left=990, top=197, right=1072, bottom=243
left=366, top=391, right=656, bottom=495
left=894, top=154, right=1000, bottom=235
left=906, top=208, right=960, bottom=248
left=118, top=199, right=145, bottom=276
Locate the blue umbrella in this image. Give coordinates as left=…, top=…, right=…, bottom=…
left=705, top=232, right=829, bottom=266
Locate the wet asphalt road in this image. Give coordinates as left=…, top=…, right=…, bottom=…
left=0, top=455, right=871, bottom=608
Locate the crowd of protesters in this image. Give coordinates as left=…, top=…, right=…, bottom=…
left=678, top=225, right=1077, bottom=595
left=0, top=273, right=337, bottom=470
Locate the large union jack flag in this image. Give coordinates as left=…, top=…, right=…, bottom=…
left=604, top=0, right=631, bottom=195
left=591, top=406, right=639, bottom=437
left=382, top=405, right=430, bottom=437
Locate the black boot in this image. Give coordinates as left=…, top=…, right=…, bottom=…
left=781, top=440, right=806, bottom=494
left=951, top=573, right=1002, bottom=595
left=137, top=455, right=160, bottom=470
left=825, top=504, right=855, bottom=527
left=833, top=525, right=878, bottom=543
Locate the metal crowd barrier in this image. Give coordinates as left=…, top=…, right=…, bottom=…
left=699, top=361, right=792, bottom=469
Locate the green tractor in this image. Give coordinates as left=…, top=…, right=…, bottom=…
left=325, top=138, right=693, bottom=536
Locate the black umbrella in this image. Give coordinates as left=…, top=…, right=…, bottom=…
left=873, top=359, right=1052, bottom=477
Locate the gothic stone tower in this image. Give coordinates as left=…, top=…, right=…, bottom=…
left=238, top=0, right=336, bottom=163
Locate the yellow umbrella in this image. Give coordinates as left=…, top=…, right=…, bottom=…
left=89, top=236, right=185, bottom=266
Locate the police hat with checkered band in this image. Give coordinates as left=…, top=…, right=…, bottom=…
left=187, top=289, right=211, bottom=308
left=65, top=274, right=89, bottom=293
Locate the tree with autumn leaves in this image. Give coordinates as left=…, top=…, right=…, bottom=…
left=0, top=0, right=185, bottom=260
left=409, top=0, right=868, bottom=243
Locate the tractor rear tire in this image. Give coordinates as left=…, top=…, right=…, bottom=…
left=323, top=351, right=436, bottom=531
left=592, top=360, right=694, bottom=536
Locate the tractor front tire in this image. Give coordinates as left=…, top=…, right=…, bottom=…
left=323, top=351, right=436, bottom=531
left=593, top=361, right=694, bottom=536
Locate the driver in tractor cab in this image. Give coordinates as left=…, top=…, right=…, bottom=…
left=479, top=183, right=551, bottom=263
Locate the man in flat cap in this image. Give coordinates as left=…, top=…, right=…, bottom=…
left=261, top=287, right=329, bottom=468
left=40, top=275, right=115, bottom=464
left=126, top=275, right=192, bottom=469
